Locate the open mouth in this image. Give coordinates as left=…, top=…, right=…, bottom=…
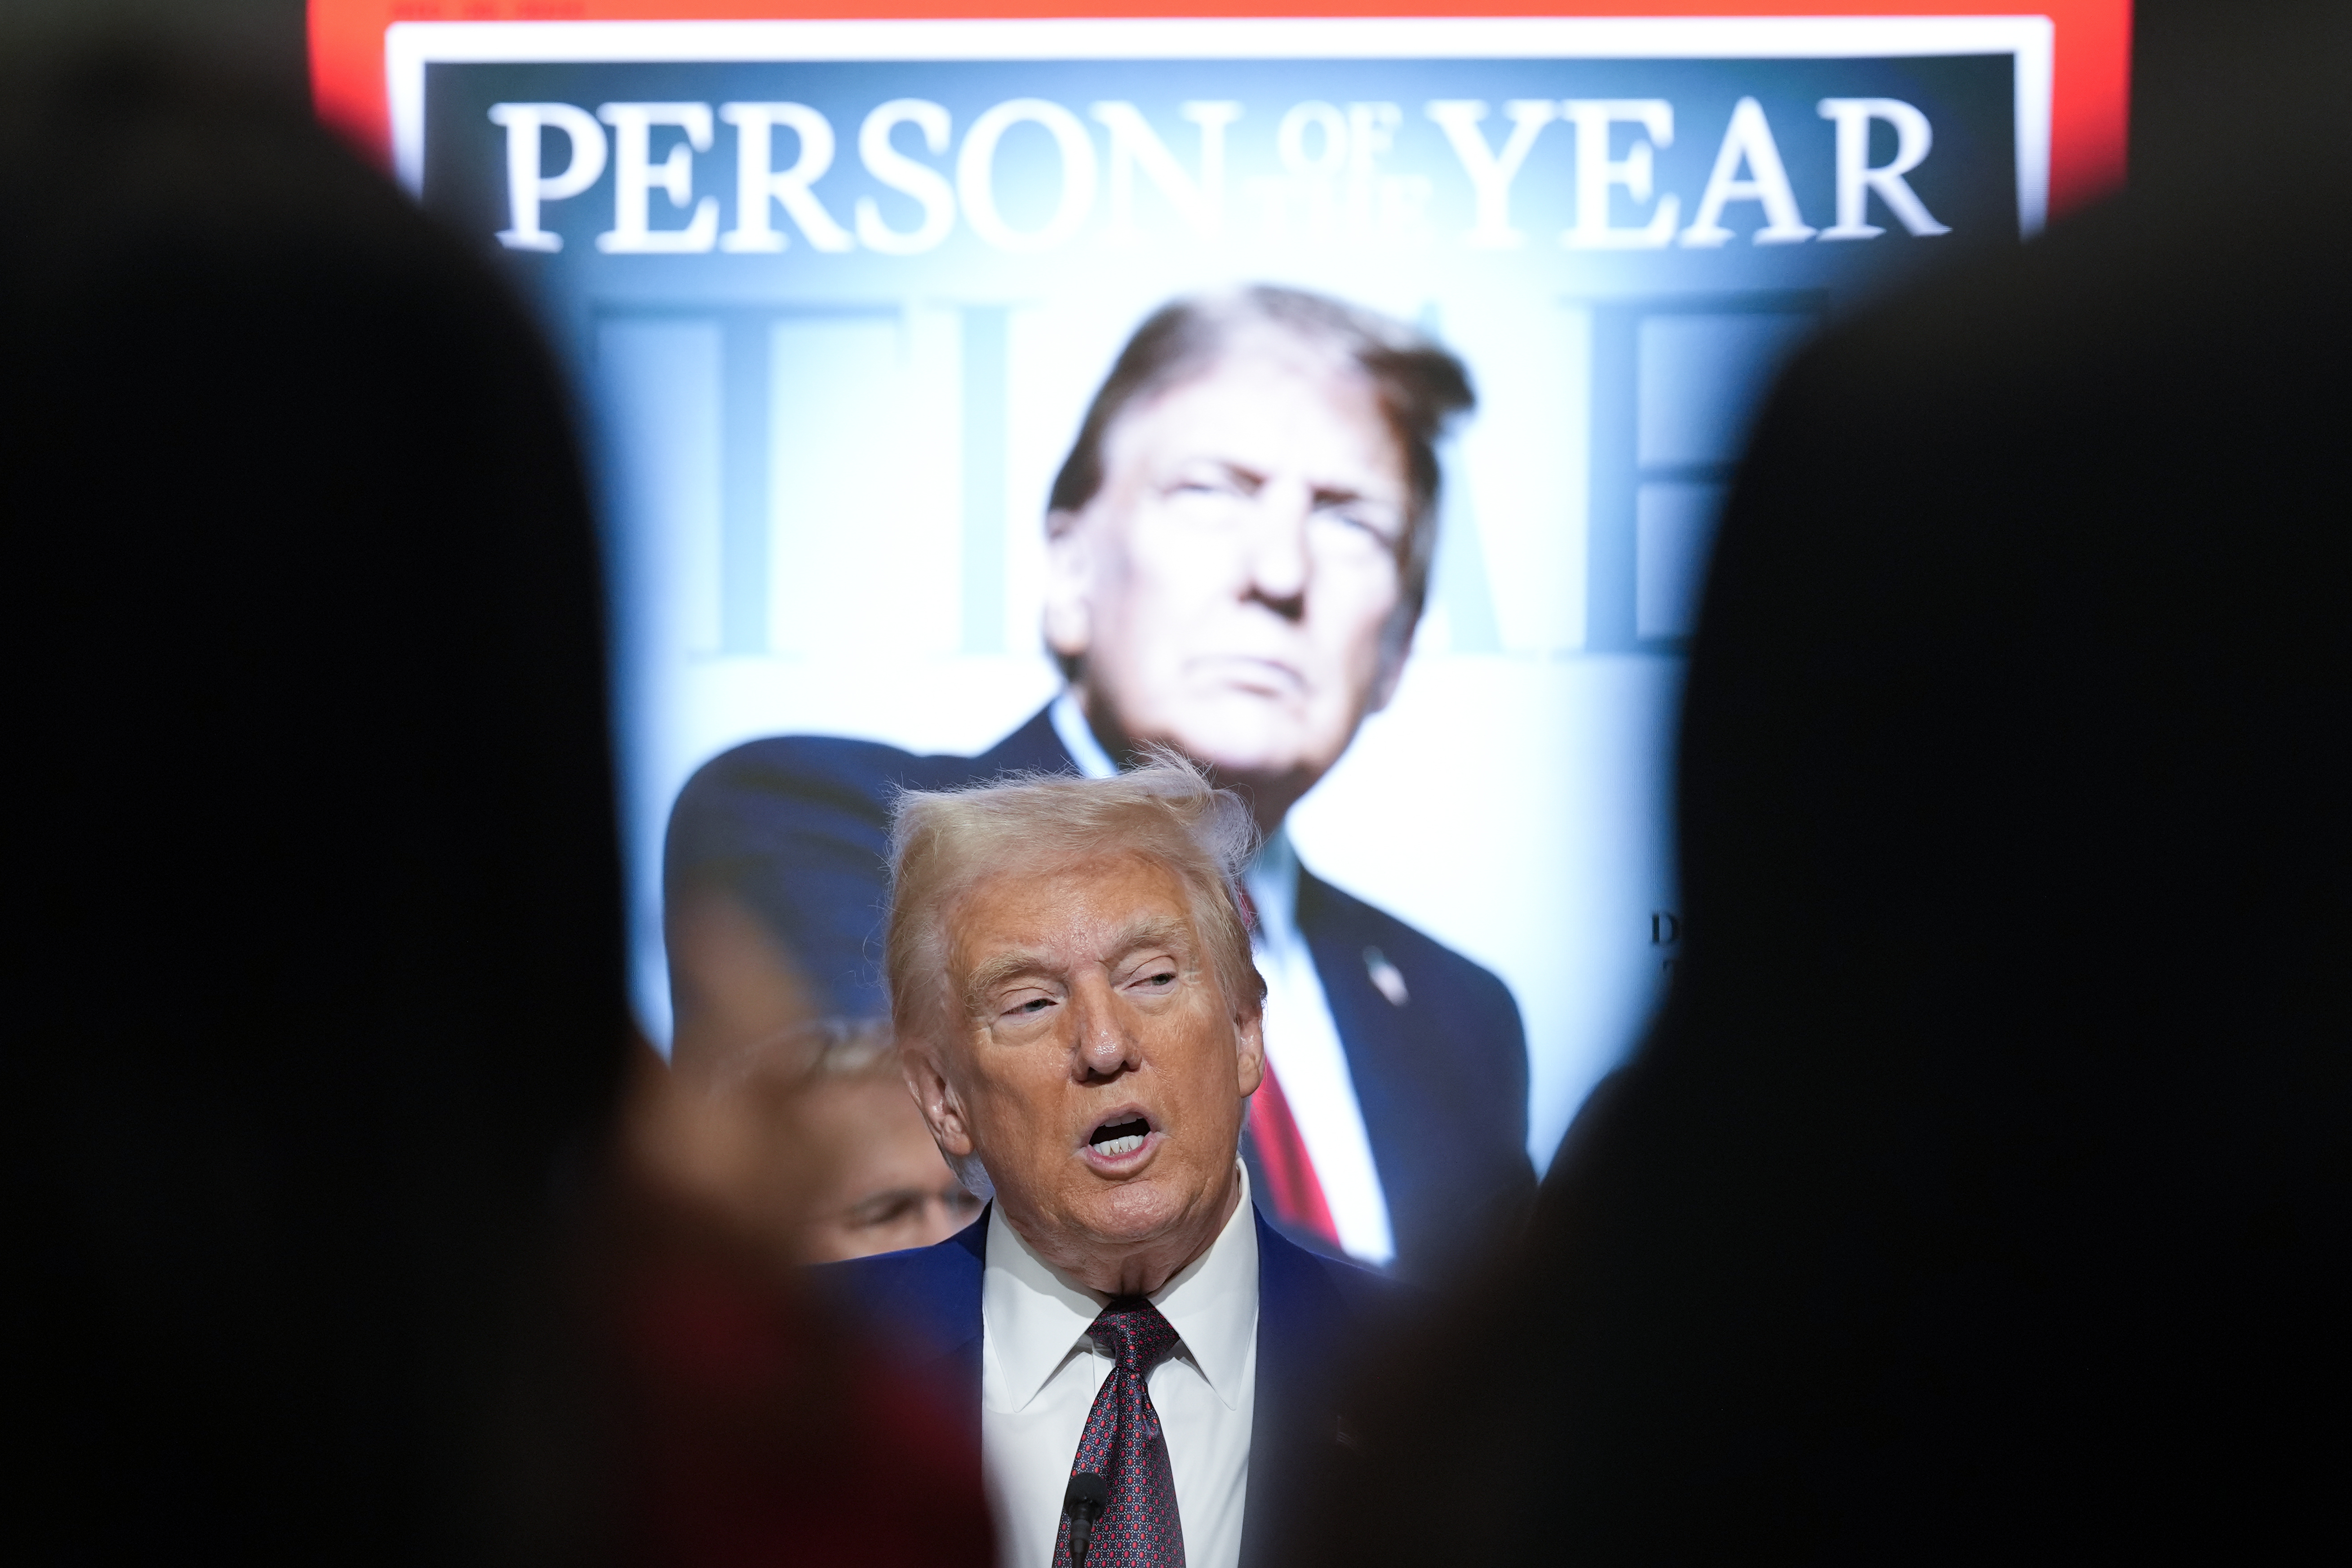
left=1088, top=1116, right=1152, bottom=1158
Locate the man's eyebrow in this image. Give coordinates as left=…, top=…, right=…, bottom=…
left=964, top=949, right=1056, bottom=1013
left=1309, top=479, right=1400, bottom=511
left=1310, top=482, right=1405, bottom=544
left=1110, top=916, right=1194, bottom=966
left=962, top=917, right=1196, bottom=1012
left=1177, top=457, right=1264, bottom=491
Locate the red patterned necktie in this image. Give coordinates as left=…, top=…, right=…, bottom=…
left=1055, top=1297, right=1186, bottom=1568
left=1246, top=1063, right=1341, bottom=1249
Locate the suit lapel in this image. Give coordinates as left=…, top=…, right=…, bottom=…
left=943, top=1211, right=987, bottom=1433
left=972, top=704, right=1074, bottom=776
left=1240, top=1208, right=1349, bottom=1568
left=875, top=1209, right=988, bottom=1451
left=1293, top=871, right=1429, bottom=1265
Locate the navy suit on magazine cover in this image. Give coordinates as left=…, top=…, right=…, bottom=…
left=812, top=1205, right=1400, bottom=1568
left=665, top=705, right=1537, bottom=1282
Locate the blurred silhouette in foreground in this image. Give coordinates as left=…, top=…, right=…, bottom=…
left=621, top=1035, right=993, bottom=1564
left=1298, top=14, right=2352, bottom=1560
left=1, top=50, right=985, bottom=1564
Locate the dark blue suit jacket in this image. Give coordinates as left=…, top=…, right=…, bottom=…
left=666, top=706, right=1537, bottom=1281
left=812, top=1204, right=1402, bottom=1568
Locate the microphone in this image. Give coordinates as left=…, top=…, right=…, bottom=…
left=1063, top=1472, right=1109, bottom=1568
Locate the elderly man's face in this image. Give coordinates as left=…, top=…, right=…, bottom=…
left=906, top=851, right=1262, bottom=1297
left=798, top=1074, right=985, bottom=1263
left=1046, top=339, right=1413, bottom=825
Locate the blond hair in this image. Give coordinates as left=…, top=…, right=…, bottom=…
left=884, top=751, right=1264, bottom=1053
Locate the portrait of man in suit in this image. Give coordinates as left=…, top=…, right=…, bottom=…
left=666, top=284, right=1535, bottom=1280
left=822, top=760, right=1400, bottom=1568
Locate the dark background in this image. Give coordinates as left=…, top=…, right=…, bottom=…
left=0, top=0, right=305, bottom=85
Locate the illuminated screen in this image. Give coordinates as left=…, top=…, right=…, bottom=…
left=322, top=1, right=2126, bottom=1273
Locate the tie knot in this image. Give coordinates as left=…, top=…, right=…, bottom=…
left=1089, top=1297, right=1180, bottom=1376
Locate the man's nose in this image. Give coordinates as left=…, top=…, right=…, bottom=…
left=1069, top=982, right=1139, bottom=1081
left=1243, top=479, right=1312, bottom=613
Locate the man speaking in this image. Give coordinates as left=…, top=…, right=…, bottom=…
left=667, top=285, right=1535, bottom=1280
left=824, top=759, right=1396, bottom=1568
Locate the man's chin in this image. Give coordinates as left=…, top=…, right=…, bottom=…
left=1079, top=1183, right=1181, bottom=1231
left=1068, top=1173, right=1206, bottom=1247
left=1154, top=710, right=1332, bottom=788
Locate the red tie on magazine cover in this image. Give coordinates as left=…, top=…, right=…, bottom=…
left=1246, top=1064, right=1341, bottom=1252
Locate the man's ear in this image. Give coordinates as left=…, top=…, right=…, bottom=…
left=1366, top=602, right=1419, bottom=715
left=1234, top=1007, right=1266, bottom=1098
left=901, top=1039, right=975, bottom=1159
left=1042, top=507, right=1094, bottom=662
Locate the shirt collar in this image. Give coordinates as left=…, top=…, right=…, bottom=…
left=982, top=1203, right=1101, bottom=1412
left=982, top=1165, right=1262, bottom=1413
left=1049, top=690, right=1121, bottom=780
left=1147, top=1164, right=1260, bottom=1410
left=1243, top=825, right=1301, bottom=951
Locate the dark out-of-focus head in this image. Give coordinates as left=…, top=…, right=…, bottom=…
left=1300, top=39, right=2352, bottom=1558
left=1, top=48, right=625, bottom=1557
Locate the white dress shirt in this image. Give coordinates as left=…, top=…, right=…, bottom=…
left=1049, top=692, right=1398, bottom=1267
left=1239, top=830, right=1397, bottom=1266
left=980, top=1164, right=1260, bottom=1568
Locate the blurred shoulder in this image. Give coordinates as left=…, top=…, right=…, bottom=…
left=808, top=1216, right=988, bottom=1359
left=675, top=733, right=937, bottom=813
left=1312, top=1247, right=1416, bottom=1323
left=1255, top=1209, right=1419, bottom=1336
left=670, top=705, right=1070, bottom=831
